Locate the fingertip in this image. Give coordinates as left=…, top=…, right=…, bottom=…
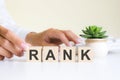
left=21, top=43, right=31, bottom=50
left=0, top=56, right=4, bottom=61
left=76, top=38, right=81, bottom=43
left=15, top=48, right=24, bottom=57
left=7, top=54, right=13, bottom=58
left=66, top=42, right=72, bottom=47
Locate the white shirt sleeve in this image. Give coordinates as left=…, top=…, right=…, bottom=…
left=0, top=0, right=30, bottom=40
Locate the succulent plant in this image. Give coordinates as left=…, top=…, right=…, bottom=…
left=80, top=25, right=108, bottom=39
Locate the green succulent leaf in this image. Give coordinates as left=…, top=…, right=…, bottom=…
left=96, top=27, right=102, bottom=32
left=80, top=34, right=92, bottom=38
left=99, top=31, right=106, bottom=36
left=89, top=26, right=94, bottom=35
left=82, top=30, right=88, bottom=34
left=80, top=25, right=108, bottom=39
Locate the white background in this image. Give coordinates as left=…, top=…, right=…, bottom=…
left=5, top=0, right=120, bottom=38
left=0, top=50, right=120, bottom=80
left=1, top=1, right=120, bottom=79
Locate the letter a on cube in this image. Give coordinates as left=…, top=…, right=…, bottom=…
left=42, top=46, right=59, bottom=62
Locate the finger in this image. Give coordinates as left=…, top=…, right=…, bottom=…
left=49, top=38, right=62, bottom=45
left=0, top=36, right=23, bottom=56
left=53, top=32, right=70, bottom=46
left=62, top=30, right=80, bottom=44
left=0, top=25, right=24, bottom=49
left=48, top=29, right=70, bottom=46
left=0, top=55, right=4, bottom=60
left=0, top=47, right=13, bottom=58
left=41, top=41, right=58, bottom=46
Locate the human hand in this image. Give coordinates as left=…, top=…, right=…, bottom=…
left=25, top=28, right=80, bottom=46
left=0, top=25, right=28, bottom=60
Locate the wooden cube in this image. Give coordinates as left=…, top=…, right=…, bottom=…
left=27, top=46, right=42, bottom=62
left=78, top=47, right=94, bottom=62
left=60, top=47, right=76, bottom=62
left=42, top=46, right=59, bottom=62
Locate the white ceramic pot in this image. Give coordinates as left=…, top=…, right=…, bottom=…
left=86, top=39, right=108, bottom=57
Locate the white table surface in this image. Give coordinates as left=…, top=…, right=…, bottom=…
left=0, top=50, right=120, bottom=80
